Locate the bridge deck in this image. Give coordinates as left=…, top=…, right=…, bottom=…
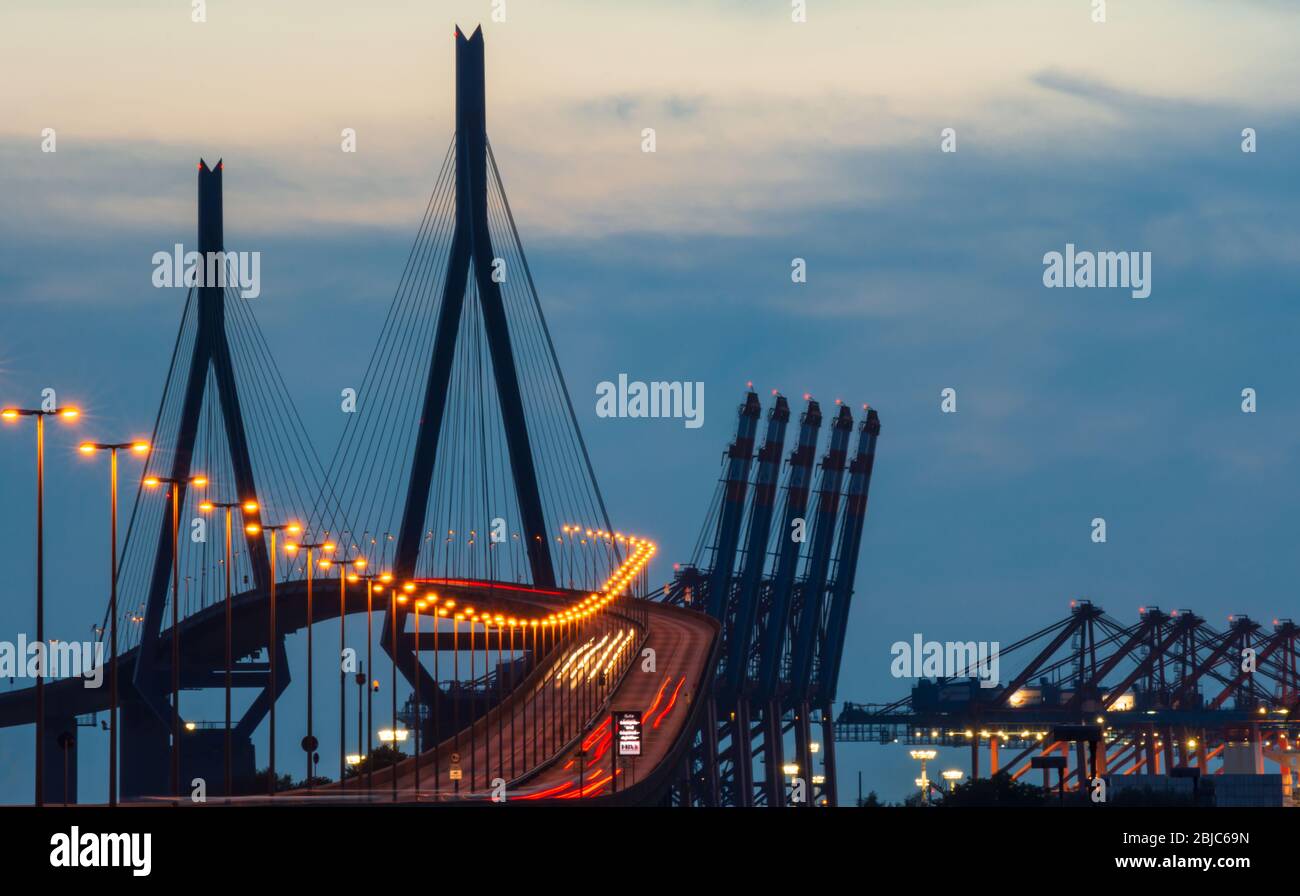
left=350, top=600, right=717, bottom=803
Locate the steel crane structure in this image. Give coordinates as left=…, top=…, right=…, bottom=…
left=837, top=601, right=1300, bottom=799
left=660, top=391, right=882, bottom=806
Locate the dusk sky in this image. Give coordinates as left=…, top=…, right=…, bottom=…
left=1, top=0, right=1298, bottom=804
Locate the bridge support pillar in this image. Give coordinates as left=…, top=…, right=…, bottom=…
left=970, top=734, right=979, bottom=780
left=989, top=736, right=999, bottom=776
left=732, top=699, right=753, bottom=807
left=121, top=695, right=170, bottom=799
left=762, top=699, right=784, bottom=806
left=45, top=714, right=78, bottom=805
left=702, top=697, right=721, bottom=807
left=1248, top=723, right=1265, bottom=774
left=794, top=699, right=812, bottom=807
left=819, top=704, right=838, bottom=806
left=184, top=729, right=256, bottom=796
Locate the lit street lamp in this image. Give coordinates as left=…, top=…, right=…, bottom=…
left=909, top=749, right=938, bottom=804
left=348, top=569, right=391, bottom=796
left=244, top=519, right=300, bottom=797
left=2, top=403, right=79, bottom=806
left=143, top=471, right=209, bottom=800
left=391, top=585, right=411, bottom=801
left=324, top=551, right=366, bottom=790
left=413, top=597, right=427, bottom=800
left=200, top=497, right=259, bottom=798
left=284, top=533, right=334, bottom=788
left=452, top=611, right=463, bottom=796
left=77, top=438, right=149, bottom=807
left=941, top=769, right=964, bottom=792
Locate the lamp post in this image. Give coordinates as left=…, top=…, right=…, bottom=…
left=326, top=552, right=366, bottom=791
left=452, top=611, right=462, bottom=796
left=413, top=598, right=426, bottom=800
left=2, top=403, right=79, bottom=806
left=200, top=498, right=259, bottom=799
left=507, top=619, right=516, bottom=780
left=433, top=604, right=447, bottom=799
left=393, top=582, right=415, bottom=800
left=284, top=534, right=335, bottom=788
left=348, top=570, right=391, bottom=795
left=244, top=520, right=300, bottom=797
left=782, top=762, right=800, bottom=806
left=469, top=613, right=478, bottom=790
left=143, top=471, right=208, bottom=801
left=909, top=749, right=938, bottom=805
left=530, top=619, right=539, bottom=770
left=495, top=617, right=504, bottom=782
left=941, top=769, right=964, bottom=792
left=77, top=438, right=149, bottom=807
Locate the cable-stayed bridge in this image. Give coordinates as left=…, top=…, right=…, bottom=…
left=0, top=26, right=880, bottom=807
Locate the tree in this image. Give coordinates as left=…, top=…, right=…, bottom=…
left=939, top=772, right=1047, bottom=807
left=232, top=766, right=293, bottom=795
left=344, top=745, right=406, bottom=779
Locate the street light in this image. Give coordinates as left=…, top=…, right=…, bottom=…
left=284, top=533, right=334, bottom=787
left=413, top=598, right=426, bottom=801
left=941, top=769, right=964, bottom=792
left=244, top=519, right=300, bottom=797
left=200, top=497, right=259, bottom=799
left=325, top=552, right=366, bottom=790
left=2, top=403, right=78, bottom=805
left=348, top=569, right=391, bottom=796
left=77, top=439, right=149, bottom=807
left=434, top=605, right=447, bottom=798
left=909, top=749, right=937, bottom=805
left=391, top=587, right=408, bottom=802
left=143, top=471, right=208, bottom=800
left=452, top=611, right=462, bottom=796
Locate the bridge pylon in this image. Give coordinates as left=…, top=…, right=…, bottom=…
left=123, top=160, right=273, bottom=799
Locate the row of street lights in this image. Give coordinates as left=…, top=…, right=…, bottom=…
left=3, top=404, right=84, bottom=807
left=4, top=399, right=277, bottom=805
left=4, top=398, right=650, bottom=806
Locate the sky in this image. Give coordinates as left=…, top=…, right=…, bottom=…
left=1, top=0, right=1299, bottom=805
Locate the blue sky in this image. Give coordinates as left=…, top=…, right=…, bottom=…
left=1, top=0, right=1299, bottom=804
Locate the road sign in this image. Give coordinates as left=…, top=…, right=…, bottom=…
left=615, top=710, right=642, bottom=757
left=450, top=751, right=462, bottom=781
